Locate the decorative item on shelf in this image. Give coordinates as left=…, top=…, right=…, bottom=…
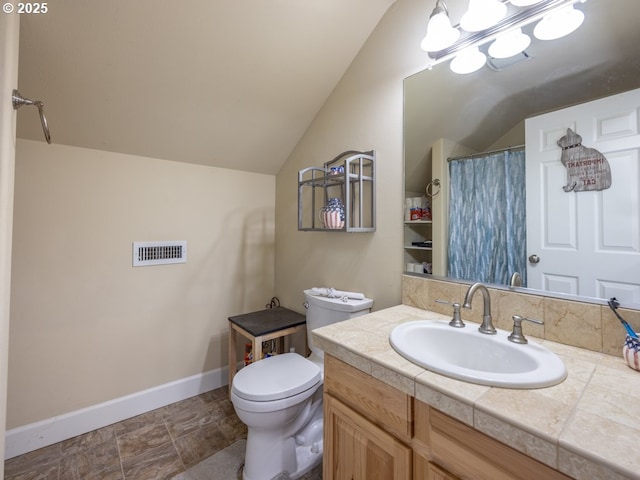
left=420, top=0, right=586, bottom=74
left=319, top=197, right=345, bottom=229
left=557, top=128, right=612, bottom=192
left=328, top=165, right=345, bottom=176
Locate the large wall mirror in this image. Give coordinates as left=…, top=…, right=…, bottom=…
left=404, top=0, right=640, bottom=306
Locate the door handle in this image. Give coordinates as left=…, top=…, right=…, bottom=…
left=528, top=254, right=540, bottom=264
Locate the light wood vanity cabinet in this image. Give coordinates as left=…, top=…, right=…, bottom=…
left=324, top=354, right=573, bottom=480
left=323, top=354, right=412, bottom=480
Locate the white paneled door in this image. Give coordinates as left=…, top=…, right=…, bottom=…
left=525, top=88, right=640, bottom=303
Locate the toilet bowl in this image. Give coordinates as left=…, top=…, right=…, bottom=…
left=231, top=353, right=323, bottom=480
left=231, top=289, right=373, bottom=480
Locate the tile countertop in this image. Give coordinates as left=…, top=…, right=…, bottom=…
left=312, top=304, right=640, bottom=480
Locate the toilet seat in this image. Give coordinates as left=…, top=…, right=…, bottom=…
left=232, top=353, right=321, bottom=402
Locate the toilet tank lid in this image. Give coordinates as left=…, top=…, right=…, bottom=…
left=304, top=289, right=373, bottom=312
left=232, top=353, right=321, bottom=402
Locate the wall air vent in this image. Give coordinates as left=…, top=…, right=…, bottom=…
left=133, top=241, right=187, bottom=267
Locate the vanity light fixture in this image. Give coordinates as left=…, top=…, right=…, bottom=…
left=421, top=0, right=587, bottom=74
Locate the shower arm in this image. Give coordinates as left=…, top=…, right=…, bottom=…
left=12, top=89, right=51, bottom=144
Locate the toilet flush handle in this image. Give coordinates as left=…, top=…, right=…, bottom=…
left=303, top=301, right=309, bottom=309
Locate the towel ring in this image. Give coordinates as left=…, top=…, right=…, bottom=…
left=425, top=178, right=441, bottom=197
left=12, top=90, right=51, bottom=144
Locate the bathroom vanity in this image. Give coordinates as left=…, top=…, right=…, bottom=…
left=314, top=304, right=640, bottom=480
left=324, top=354, right=569, bottom=480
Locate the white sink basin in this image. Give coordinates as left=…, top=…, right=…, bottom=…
left=389, top=320, right=567, bottom=389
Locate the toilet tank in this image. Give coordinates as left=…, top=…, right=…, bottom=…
left=303, top=289, right=373, bottom=359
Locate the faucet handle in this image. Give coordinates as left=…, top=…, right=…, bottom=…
left=435, top=300, right=465, bottom=328
left=508, top=315, right=544, bottom=344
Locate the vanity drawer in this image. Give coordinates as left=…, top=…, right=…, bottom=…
left=324, top=354, right=412, bottom=442
left=416, top=401, right=571, bottom=480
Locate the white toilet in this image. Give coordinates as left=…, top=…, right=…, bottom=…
left=231, top=289, right=373, bottom=480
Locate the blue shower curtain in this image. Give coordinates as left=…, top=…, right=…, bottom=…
left=448, top=149, right=527, bottom=286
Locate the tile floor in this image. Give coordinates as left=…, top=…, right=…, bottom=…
left=4, top=386, right=247, bottom=480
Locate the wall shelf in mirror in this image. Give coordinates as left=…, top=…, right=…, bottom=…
left=298, top=150, right=375, bottom=232
left=404, top=217, right=432, bottom=275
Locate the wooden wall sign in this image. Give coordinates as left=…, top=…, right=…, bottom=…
left=557, top=128, right=612, bottom=192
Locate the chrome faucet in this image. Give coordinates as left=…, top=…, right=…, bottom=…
left=509, top=272, right=522, bottom=287
left=463, top=283, right=496, bottom=334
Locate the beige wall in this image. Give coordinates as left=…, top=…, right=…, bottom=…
left=274, top=0, right=429, bottom=311
left=8, top=140, right=275, bottom=428
left=6, top=0, right=430, bottom=436
left=1, top=11, right=20, bottom=473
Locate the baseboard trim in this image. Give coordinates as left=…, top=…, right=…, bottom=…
left=5, top=365, right=230, bottom=459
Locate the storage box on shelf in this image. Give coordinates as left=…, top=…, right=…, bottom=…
left=298, top=150, right=375, bottom=232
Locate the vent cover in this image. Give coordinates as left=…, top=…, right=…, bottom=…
left=133, top=241, right=187, bottom=267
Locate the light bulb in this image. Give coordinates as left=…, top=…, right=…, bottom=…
left=421, top=11, right=460, bottom=52
left=450, top=47, right=487, bottom=74
left=488, top=28, right=531, bottom=58
left=534, top=5, right=584, bottom=40
left=460, top=0, right=507, bottom=32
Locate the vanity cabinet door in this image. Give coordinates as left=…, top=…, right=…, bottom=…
left=324, top=394, right=412, bottom=480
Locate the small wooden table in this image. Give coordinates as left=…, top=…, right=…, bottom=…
left=228, top=307, right=307, bottom=392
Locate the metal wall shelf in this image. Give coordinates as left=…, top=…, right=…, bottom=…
left=298, top=150, right=376, bottom=232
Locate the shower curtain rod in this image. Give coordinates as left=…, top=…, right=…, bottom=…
left=447, top=144, right=524, bottom=162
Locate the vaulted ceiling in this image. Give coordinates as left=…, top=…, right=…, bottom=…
left=16, top=0, right=640, bottom=179
left=16, top=0, right=396, bottom=174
